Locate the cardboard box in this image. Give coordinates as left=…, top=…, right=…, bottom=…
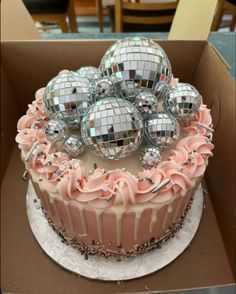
left=1, top=40, right=235, bottom=293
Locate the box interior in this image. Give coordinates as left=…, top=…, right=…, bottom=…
left=1, top=40, right=235, bottom=294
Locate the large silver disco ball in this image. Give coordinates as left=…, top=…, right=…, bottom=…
left=76, top=66, right=100, bottom=81
left=81, top=97, right=144, bottom=160
left=163, top=83, right=201, bottom=119
left=99, top=37, right=172, bottom=101
left=43, top=71, right=91, bottom=128
left=144, top=112, right=179, bottom=149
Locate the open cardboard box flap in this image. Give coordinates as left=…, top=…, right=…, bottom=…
left=1, top=40, right=235, bottom=293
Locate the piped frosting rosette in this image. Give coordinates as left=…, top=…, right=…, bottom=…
left=16, top=85, right=214, bottom=209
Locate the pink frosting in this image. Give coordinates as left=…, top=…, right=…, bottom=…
left=16, top=85, right=214, bottom=208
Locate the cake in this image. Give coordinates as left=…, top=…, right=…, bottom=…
left=16, top=37, right=214, bottom=259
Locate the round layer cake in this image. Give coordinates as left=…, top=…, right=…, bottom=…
left=16, top=38, right=214, bottom=259
left=16, top=86, right=214, bottom=258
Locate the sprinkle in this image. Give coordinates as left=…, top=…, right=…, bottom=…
left=22, top=170, right=28, bottom=181
left=106, top=194, right=114, bottom=201
left=145, top=177, right=154, bottom=185
left=24, top=142, right=38, bottom=162
left=88, top=169, right=94, bottom=175
left=93, top=163, right=97, bottom=169
left=151, top=178, right=171, bottom=193
left=197, top=122, right=214, bottom=132
left=119, top=181, right=125, bottom=188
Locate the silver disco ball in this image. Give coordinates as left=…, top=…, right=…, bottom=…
left=43, top=71, right=91, bottom=128
left=144, top=112, right=179, bottom=149
left=155, top=81, right=168, bottom=101
left=44, top=119, right=68, bottom=143
left=140, top=146, right=162, bottom=169
left=63, top=135, right=85, bottom=157
left=99, top=37, right=172, bottom=101
left=134, top=92, right=158, bottom=119
left=76, top=66, right=100, bottom=81
left=89, top=77, right=118, bottom=103
left=164, top=83, right=201, bottom=119
left=81, top=97, right=144, bottom=160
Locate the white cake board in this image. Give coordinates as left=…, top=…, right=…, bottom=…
left=26, top=181, right=204, bottom=281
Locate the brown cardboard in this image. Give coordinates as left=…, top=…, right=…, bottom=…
left=169, top=0, right=217, bottom=40
left=1, top=0, right=40, bottom=41
left=1, top=40, right=235, bottom=293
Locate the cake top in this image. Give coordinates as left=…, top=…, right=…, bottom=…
left=16, top=37, right=214, bottom=209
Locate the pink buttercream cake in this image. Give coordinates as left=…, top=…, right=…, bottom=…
left=16, top=81, right=214, bottom=258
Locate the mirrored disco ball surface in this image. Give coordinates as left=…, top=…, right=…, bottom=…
left=76, top=66, right=100, bottom=80
left=134, top=92, right=158, bottom=119
left=89, top=77, right=118, bottom=103
left=81, top=97, right=144, bottom=160
left=164, top=83, right=201, bottom=119
left=44, top=71, right=91, bottom=128
left=63, top=135, right=85, bottom=157
left=140, top=146, right=161, bottom=169
left=145, top=112, right=179, bottom=149
left=99, top=37, right=172, bottom=101
left=44, top=119, right=68, bottom=143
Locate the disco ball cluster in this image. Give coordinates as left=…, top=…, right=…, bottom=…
left=42, top=37, right=201, bottom=167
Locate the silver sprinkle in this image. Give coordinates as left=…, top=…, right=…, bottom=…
left=24, top=142, right=39, bottom=162
left=152, top=178, right=171, bottom=193
left=197, top=122, right=214, bottom=132
left=22, top=170, right=28, bottom=181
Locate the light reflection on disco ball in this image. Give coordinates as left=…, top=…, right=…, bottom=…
left=164, top=83, right=201, bottom=119
left=76, top=66, right=100, bottom=81
left=44, top=119, right=68, bottom=143
left=134, top=92, right=158, bottom=119
left=144, top=112, right=179, bottom=149
left=99, top=37, right=172, bottom=101
left=43, top=71, right=91, bottom=128
left=140, top=146, right=161, bottom=169
left=63, top=135, right=85, bottom=157
left=89, top=77, right=118, bottom=103
left=81, top=97, right=144, bottom=160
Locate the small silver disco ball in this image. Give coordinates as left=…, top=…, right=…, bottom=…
left=164, top=83, right=201, bottom=119
left=99, top=37, right=172, bottom=101
left=144, top=112, right=179, bottom=149
left=63, top=135, right=85, bottom=157
left=134, top=92, right=158, bottom=119
left=81, top=97, right=144, bottom=160
left=43, top=71, right=91, bottom=128
left=89, top=77, right=118, bottom=103
left=155, top=81, right=168, bottom=101
left=76, top=66, right=100, bottom=81
left=44, top=119, right=68, bottom=143
left=140, top=146, right=161, bottom=169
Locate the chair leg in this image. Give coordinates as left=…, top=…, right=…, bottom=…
left=115, top=0, right=122, bottom=32
left=230, top=14, right=236, bottom=31
left=61, top=16, right=68, bottom=33
left=68, top=0, right=78, bottom=33
left=96, top=0, right=104, bottom=32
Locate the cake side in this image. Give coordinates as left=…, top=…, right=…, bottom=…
left=30, top=169, right=201, bottom=256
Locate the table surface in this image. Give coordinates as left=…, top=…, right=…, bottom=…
left=42, top=32, right=236, bottom=79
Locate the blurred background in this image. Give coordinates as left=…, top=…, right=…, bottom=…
left=21, top=0, right=235, bottom=35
